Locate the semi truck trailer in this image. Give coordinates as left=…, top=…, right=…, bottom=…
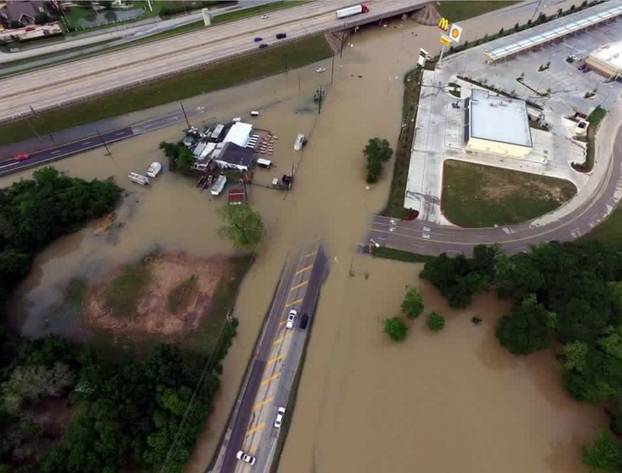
left=336, top=4, right=369, bottom=19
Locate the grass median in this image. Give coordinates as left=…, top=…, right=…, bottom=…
left=382, top=66, right=422, bottom=219
left=436, top=1, right=518, bottom=22
left=441, top=160, right=577, bottom=228
left=0, top=34, right=333, bottom=146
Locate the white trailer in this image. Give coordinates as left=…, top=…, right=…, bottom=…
left=336, top=4, right=369, bottom=19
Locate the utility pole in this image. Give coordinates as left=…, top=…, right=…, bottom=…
left=97, top=130, right=111, bottom=156
left=330, top=55, right=335, bottom=86
left=20, top=112, right=40, bottom=138
left=179, top=101, right=190, bottom=129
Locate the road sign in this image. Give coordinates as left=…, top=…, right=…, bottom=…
left=448, top=23, right=463, bottom=43
left=439, top=34, right=452, bottom=47
left=438, top=17, right=449, bottom=31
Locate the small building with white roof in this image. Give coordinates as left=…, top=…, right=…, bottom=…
left=464, top=89, right=533, bottom=158
left=586, top=40, right=622, bottom=79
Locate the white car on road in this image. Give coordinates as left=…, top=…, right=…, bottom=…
left=274, top=406, right=286, bottom=428
left=286, top=309, right=297, bottom=329
left=236, top=450, right=256, bottom=465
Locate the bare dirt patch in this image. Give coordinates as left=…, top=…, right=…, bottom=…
left=85, top=252, right=231, bottom=336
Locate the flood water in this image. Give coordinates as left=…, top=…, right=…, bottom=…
left=1, top=6, right=605, bottom=473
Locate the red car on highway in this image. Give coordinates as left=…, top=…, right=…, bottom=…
left=14, top=153, right=29, bottom=161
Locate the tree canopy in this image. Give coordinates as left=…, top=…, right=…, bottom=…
left=363, top=138, right=393, bottom=184
left=384, top=317, right=407, bottom=342
left=219, top=204, right=264, bottom=249
left=401, top=286, right=424, bottom=319
left=0, top=167, right=121, bottom=306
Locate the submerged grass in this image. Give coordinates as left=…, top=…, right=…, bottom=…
left=167, top=274, right=199, bottom=315
left=104, top=261, right=152, bottom=317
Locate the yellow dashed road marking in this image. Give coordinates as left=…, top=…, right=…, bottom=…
left=260, top=373, right=280, bottom=386
left=285, top=298, right=303, bottom=308
left=290, top=280, right=308, bottom=291
left=295, top=264, right=313, bottom=275
left=272, top=335, right=284, bottom=346
left=253, top=397, right=273, bottom=411
left=267, top=354, right=284, bottom=365
left=246, top=423, right=266, bottom=436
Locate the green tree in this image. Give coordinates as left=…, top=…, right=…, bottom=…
left=401, top=286, right=424, bottom=319
left=426, top=312, right=445, bottom=332
left=218, top=204, right=263, bottom=249
left=366, top=157, right=382, bottom=184
left=175, top=147, right=195, bottom=175
left=384, top=317, right=407, bottom=342
left=2, top=363, right=75, bottom=414
left=582, top=431, right=621, bottom=472
left=559, top=341, right=589, bottom=372
left=496, top=294, right=556, bottom=354
left=363, top=137, right=393, bottom=184
left=364, top=138, right=393, bottom=163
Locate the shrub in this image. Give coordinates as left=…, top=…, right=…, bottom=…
left=426, top=312, right=445, bottom=332
left=401, top=286, right=424, bottom=319
left=384, top=317, right=407, bottom=342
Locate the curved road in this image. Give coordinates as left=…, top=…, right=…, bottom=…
left=368, top=124, right=622, bottom=256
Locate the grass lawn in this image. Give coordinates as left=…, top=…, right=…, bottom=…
left=442, top=160, right=577, bottom=228
left=574, top=106, right=607, bottom=173
left=104, top=262, right=152, bottom=317
left=212, top=1, right=307, bottom=24
left=581, top=206, right=622, bottom=247
left=371, top=247, right=431, bottom=263
left=0, top=34, right=332, bottom=146
left=167, top=275, right=199, bottom=314
left=435, top=1, right=518, bottom=22
left=382, top=67, right=422, bottom=218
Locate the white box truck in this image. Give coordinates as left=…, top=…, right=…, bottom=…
left=336, top=4, right=369, bottom=19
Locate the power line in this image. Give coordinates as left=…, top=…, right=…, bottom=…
left=158, top=315, right=235, bottom=473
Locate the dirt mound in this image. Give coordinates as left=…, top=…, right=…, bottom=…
left=412, top=4, right=441, bottom=26
left=84, top=252, right=230, bottom=336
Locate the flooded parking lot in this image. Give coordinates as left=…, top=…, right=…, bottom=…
left=0, top=7, right=606, bottom=473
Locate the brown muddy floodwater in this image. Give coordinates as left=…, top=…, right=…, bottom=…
left=1, top=11, right=604, bottom=473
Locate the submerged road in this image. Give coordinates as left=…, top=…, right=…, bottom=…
left=367, top=125, right=622, bottom=256
left=0, top=0, right=425, bottom=123
left=212, top=245, right=328, bottom=473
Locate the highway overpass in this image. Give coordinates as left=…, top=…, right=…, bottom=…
left=0, top=0, right=427, bottom=124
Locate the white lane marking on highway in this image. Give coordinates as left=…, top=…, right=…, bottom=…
left=51, top=149, right=62, bottom=155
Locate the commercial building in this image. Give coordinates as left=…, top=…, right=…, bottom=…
left=586, top=40, right=622, bottom=78
left=212, top=142, right=255, bottom=171
left=223, top=122, right=253, bottom=148
left=464, top=89, right=533, bottom=158
left=484, top=2, right=622, bottom=63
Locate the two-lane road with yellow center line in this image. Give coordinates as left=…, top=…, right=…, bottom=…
left=212, top=244, right=328, bottom=473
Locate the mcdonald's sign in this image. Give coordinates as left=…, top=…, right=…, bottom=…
left=438, top=17, right=449, bottom=31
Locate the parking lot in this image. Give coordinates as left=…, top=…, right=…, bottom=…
left=404, top=4, right=622, bottom=224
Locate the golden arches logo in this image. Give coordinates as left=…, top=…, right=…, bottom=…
left=438, top=17, right=449, bottom=31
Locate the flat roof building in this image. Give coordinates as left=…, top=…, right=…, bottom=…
left=223, top=122, right=252, bottom=148
left=586, top=40, right=622, bottom=78
left=464, top=89, right=533, bottom=158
